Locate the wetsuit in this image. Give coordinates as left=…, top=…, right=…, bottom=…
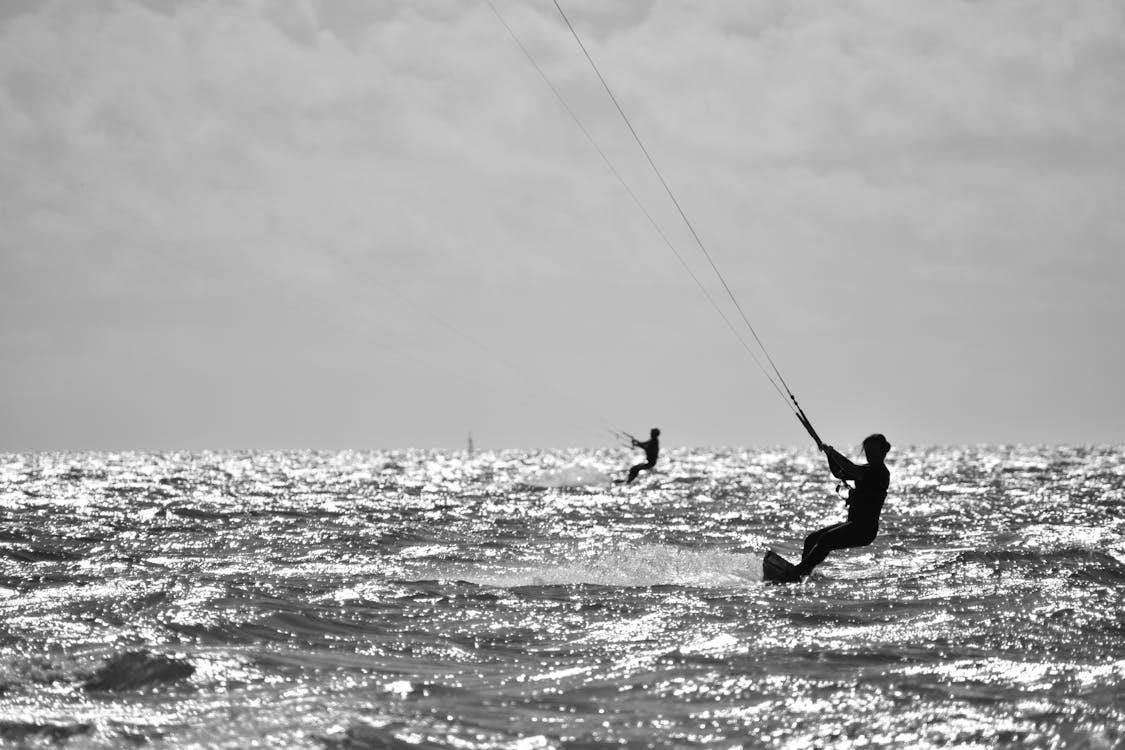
left=626, top=436, right=659, bottom=483
left=799, top=447, right=890, bottom=574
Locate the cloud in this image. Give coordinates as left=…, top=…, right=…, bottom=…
left=2, top=0, right=1123, bottom=449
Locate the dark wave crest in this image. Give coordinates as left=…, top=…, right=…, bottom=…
left=83, top=650, right=194, bottom=692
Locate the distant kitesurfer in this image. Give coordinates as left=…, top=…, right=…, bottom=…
left=793, top=433, right=891, bottom=579
left=621, top=428, right=660, bottom=484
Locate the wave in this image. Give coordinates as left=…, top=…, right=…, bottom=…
left=83, top=650, right=194, bottom=692
left=951, top=546, right=1123, bottom=566
left=3, top=545, right=83, bottom=563
left=322, top=722, right=448, bottom=750
left=943, top=546, right=1125, bottom=584
left=0, top=721, right=93, bottom=744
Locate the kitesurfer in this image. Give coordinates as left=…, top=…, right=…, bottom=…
left=793, top=433, right=891, bottom=578
left=622, top=428, right=660, bottom=484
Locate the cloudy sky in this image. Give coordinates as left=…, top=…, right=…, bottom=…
left=2, top=0, right=1123, bottom=452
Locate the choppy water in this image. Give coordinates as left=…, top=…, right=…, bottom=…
left=1, top=446, right=1123, bottom=749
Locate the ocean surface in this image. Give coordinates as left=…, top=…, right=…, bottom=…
left=1, top=445, right=1122, bottom=749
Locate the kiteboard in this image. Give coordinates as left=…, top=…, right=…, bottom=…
left=763, top=549, right=803, bottom=584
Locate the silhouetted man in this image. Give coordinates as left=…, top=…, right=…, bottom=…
left=623, top=428, right=660, bottom=484
left=794, top=433, right=891, bottom=578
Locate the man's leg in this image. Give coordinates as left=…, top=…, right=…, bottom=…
left=802, top=523, right=848, bottom=562
left=626, top=461, right=655, bottom=483
left=797, top=523, right=877, bottom=576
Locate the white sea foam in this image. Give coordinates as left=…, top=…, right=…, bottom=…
left=448, top=544, right=761, bottom=588
left=520, top=464, right=613, bottom=488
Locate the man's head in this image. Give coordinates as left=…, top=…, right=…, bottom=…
left=862, top=433, right=891, bottom=461
left=651, top=428, right=661, bottom=438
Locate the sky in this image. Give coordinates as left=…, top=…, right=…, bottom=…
left=1, top=0, right=1123, bottom=452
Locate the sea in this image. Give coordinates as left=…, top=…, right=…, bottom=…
left=0, top=445, right=1122, bottom=749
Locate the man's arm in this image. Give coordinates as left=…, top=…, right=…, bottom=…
left=824, top=445, right=861, bottom=481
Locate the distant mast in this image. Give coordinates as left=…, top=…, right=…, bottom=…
left=467, top=430, right=474, bottom=457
